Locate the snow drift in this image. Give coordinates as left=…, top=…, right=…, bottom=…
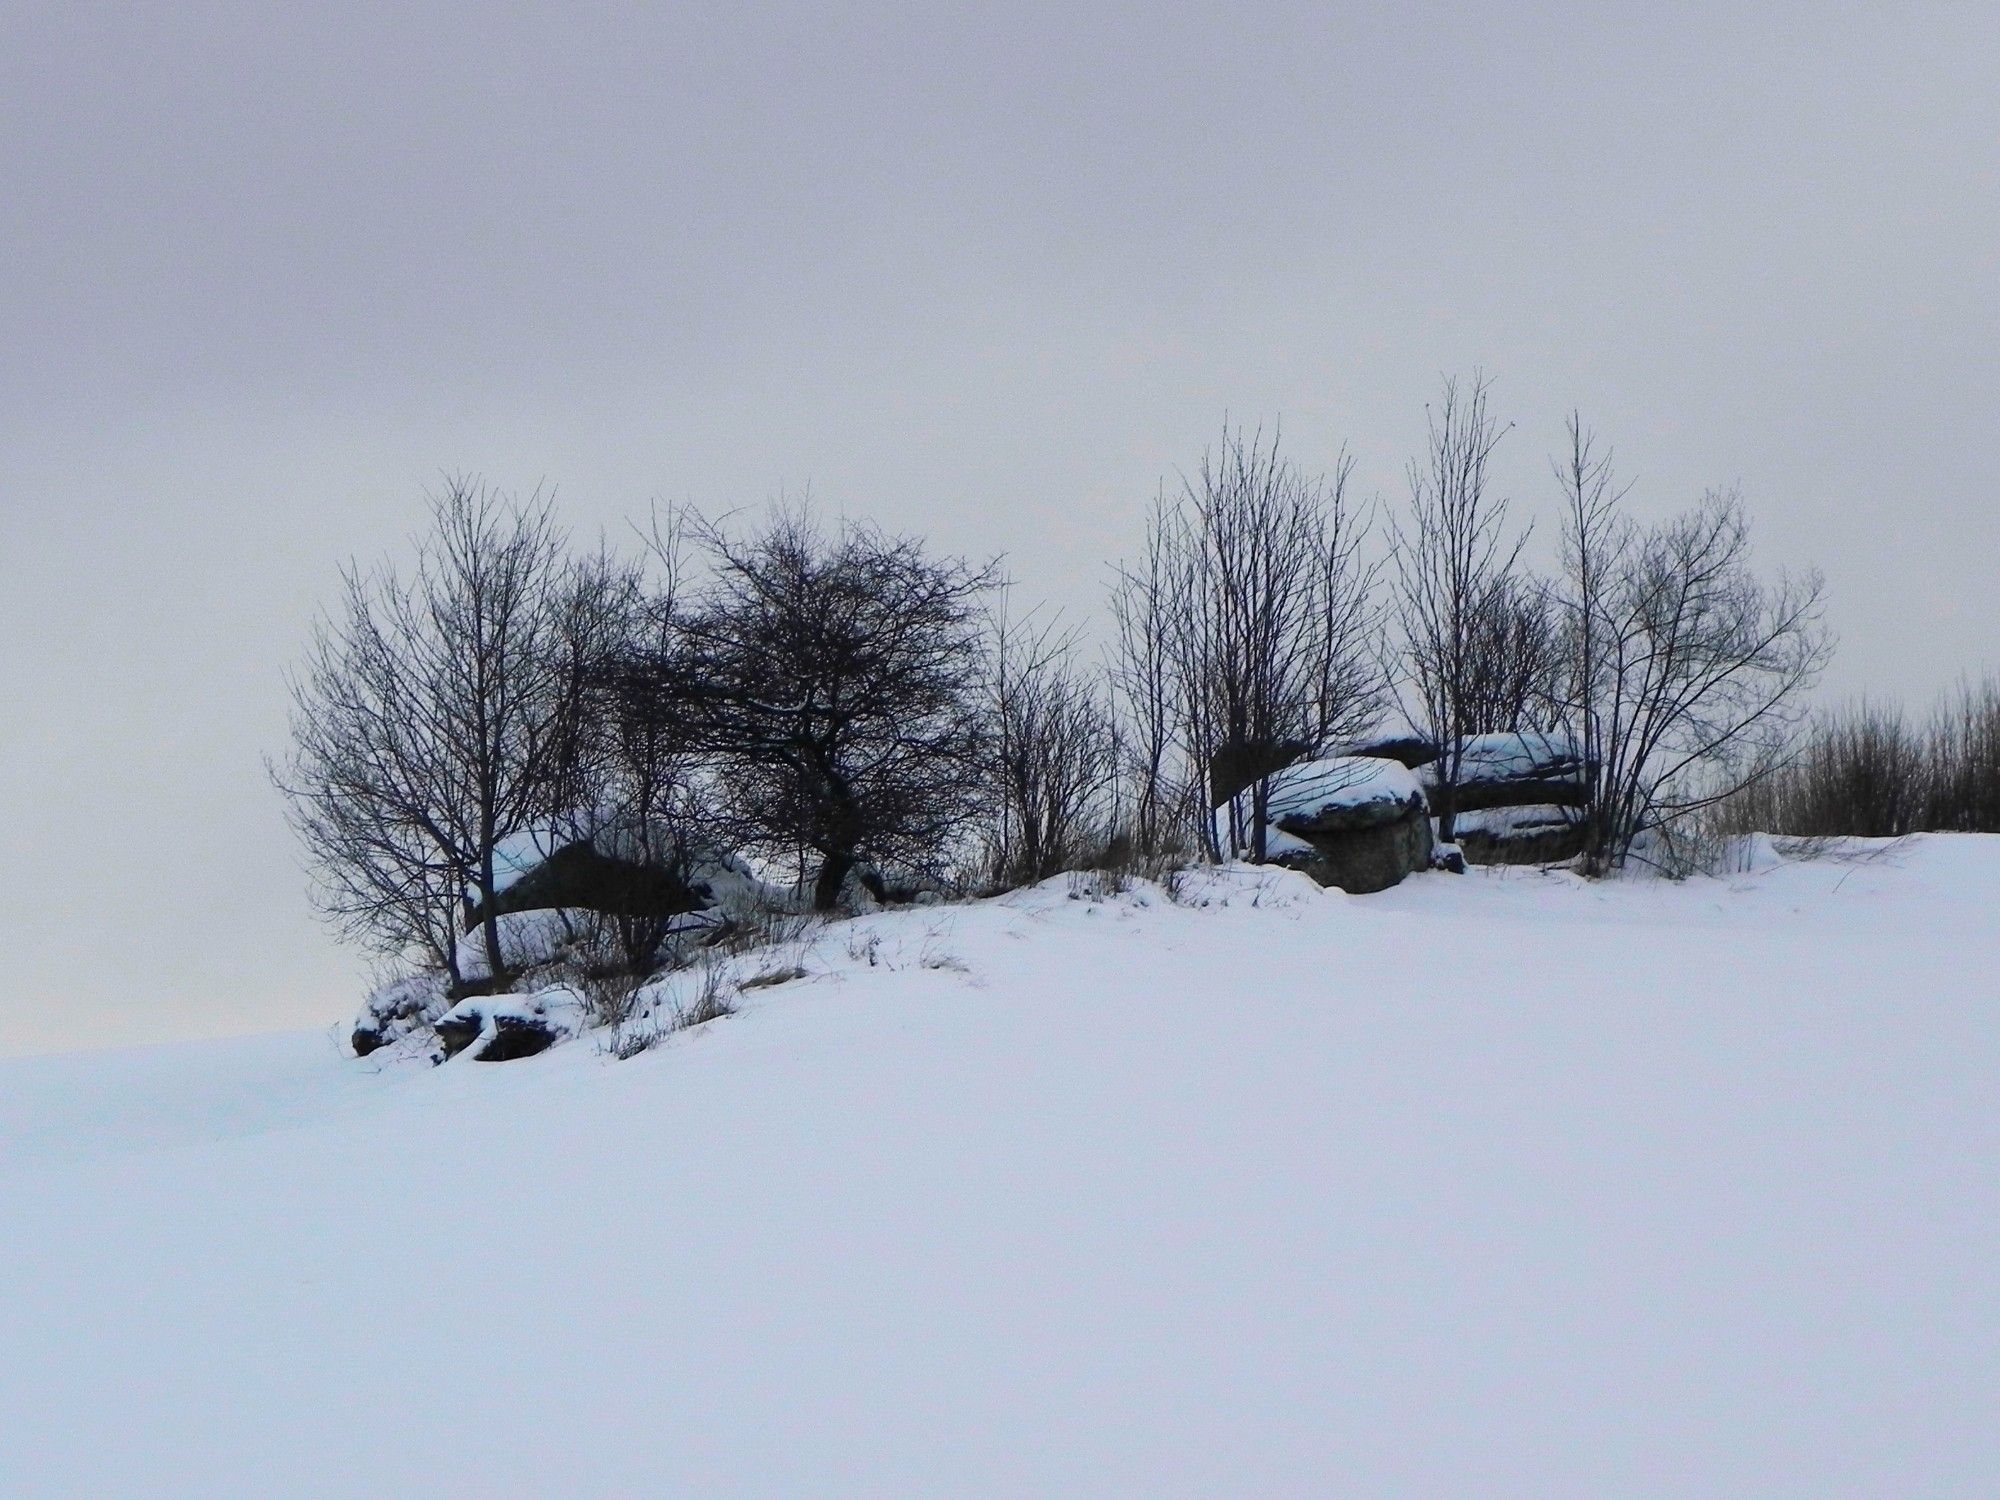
left=3, top=838, right=1997, bottom=1496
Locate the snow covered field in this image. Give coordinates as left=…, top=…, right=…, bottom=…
left=4, top=838, right=1996, bottom=1497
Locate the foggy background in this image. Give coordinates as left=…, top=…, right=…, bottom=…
left=3, top=1, right=1995, bottom=1054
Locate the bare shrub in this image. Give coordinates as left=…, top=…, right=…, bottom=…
left=1065, top=868, right=1119, bottom=901
left=707, top=903, right=824, bottom=997
left=605, top=957, right=735, bottom=1059
left=558, top=909, right=663, bottom=1032
left=1716, top=701, right=1925, bottom=838
left=917, top=933, right=968, bottom=973
left=678, top=961, right=736, bottom=1027
left=1716, top=680, right=2000, bottom=839
left=739, top=963, right=809, bottom=991
left=1924, top=678, right=2000, bottom=832
left=607, top=1018, right=669, bottom=1060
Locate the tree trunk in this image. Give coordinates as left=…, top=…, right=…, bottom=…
left=1433, top=781, right=1457, bottom=845
left=477, top=850, right=509, bottom=991
left=813, top=849, right=854, bottom=912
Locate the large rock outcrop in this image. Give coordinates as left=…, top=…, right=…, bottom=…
left=1260, top=756, right=1435, bottom=894
left=1419, top=733, right=1592, bottom=865
left=1334, top=731, right=1444, bottom=770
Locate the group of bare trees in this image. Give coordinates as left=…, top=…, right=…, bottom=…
left=282, top=493, right=1010, bottom=994
left=1102, top=392, right=1830, bottom=876
left=279, top=384, right=1839, bottom=995
left=1381, top=381, right=1833, bottom=872
left=1110, top=426, right=1382, bottom=862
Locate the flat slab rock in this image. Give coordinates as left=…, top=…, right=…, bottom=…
left=1424, top=731, right=1589, bottom=812
left=1266, top=756, right=1427, bottom=834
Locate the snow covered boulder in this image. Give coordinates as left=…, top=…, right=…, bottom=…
left=1261, top=756, right=1435, bottom=894
left=1334, top=730, right=1442, bottom=769
left=467, top=829, right=790, bottom=940
left=1425, top=731, right=1589, bottom=815
left=350, top=973, right=445, bottom=1058
left=1452, top=803, right=1588, bottom=866
left=433, top=991, right=578, bottom=1062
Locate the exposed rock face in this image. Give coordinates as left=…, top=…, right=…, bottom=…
left=1209, top=736, right=1315, bottom=808
left=1235, top=731, right=1593, bottom=883
left=351, top=832, right=778, bottom=1062
left=1261, top=756, right=1436, bottom=894
left=465, top=830, right=784, bottom=939
left=1270, top=811, right=1435, bottom=894
left=1419, top=734, right=1593, bottom=865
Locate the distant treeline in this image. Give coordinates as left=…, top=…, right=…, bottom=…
left=1720, top=685, right=2000, bottom=839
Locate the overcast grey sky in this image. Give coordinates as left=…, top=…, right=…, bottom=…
left=3, top=1, right=1995, bottom=1054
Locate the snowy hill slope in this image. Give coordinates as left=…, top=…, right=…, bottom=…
left=4, top=839, right=1997, bottom=1497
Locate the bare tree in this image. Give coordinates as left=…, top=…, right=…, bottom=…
left=1107, top=493, right=1193, bottom=857
left=275, top=479, right=617, bottom=990
left=1390, top=374, right=1530, bottom=841
left=276, top=753, right=467, bottom=985
left=986, top=603, right=1118, bottom=886
left=607, top=506, right=995, bottom=910
left=1134, top=425, right=1382, bottom=862
left=1552, top=417, right=1832, bottom=871
left=1459, top=573, right=1564, bottom=735
left=552, top=522, right=710, bottom=977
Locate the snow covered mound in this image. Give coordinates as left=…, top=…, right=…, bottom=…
left=454, top=905, right=593, bottom=981
left=4, top=835, right=1998, bottom=1496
